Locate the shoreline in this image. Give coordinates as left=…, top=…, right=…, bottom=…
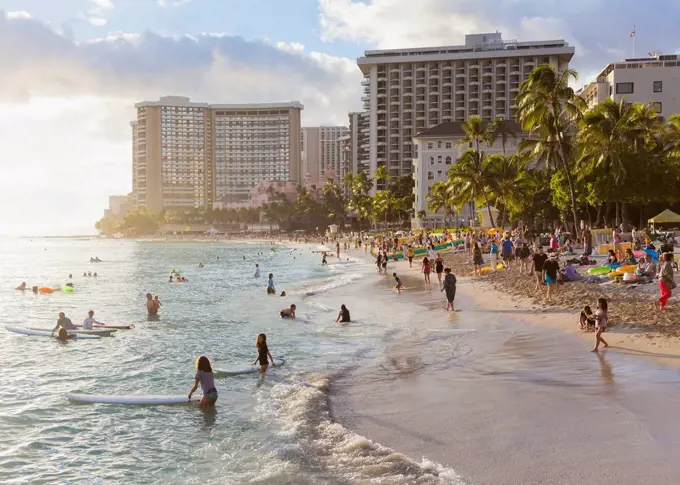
left=329, top=249, right=680, bottom=484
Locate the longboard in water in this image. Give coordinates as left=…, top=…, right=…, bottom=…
left=65, top=393, right=202, bottom=405
left=6, top=327, right=101, bottom=340
left=27, top=327, right=117, bottom=337
left=75, top=324, right=134, bottom=330
left=214, top=359, right=285, bottom=377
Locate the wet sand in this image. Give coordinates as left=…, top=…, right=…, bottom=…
left=331, top=256, right=680, bottom=484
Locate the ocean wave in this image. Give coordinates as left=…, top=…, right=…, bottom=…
left=300, top=274, right=364, bottom=297
left=262, top=375, right=466, bottom=484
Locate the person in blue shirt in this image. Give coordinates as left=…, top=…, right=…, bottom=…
left=501, top=236, right=514, bottom=268
left=490, top=240, right=500, bottom=272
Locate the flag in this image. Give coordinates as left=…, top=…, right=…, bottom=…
left=629, top=27, right=636, bottom=37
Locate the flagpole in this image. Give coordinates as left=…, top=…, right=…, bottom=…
left=632, top=25, right=636, bottom=58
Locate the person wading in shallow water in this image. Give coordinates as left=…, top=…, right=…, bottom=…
left=146, top=293, right=158, bottom=315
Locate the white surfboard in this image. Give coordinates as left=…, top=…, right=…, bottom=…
left=27, top=327, right=117, bottom=337
left=214, top=359, right=286, bottom=377
left=6, top=327, right=101, bottom=340
left=65, top=393, right=202, bottom=405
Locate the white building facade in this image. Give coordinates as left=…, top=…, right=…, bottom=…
left=412, top=121, right=523, bottom=229
left=357, top=32, right=574, bottom=188
left=579, top=54, right=680, bottom=118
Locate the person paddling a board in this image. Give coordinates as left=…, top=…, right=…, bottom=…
left=188, top=356, right=218, bottom=408
left=280, top=304, right=296, bottom=319
left=51, top=312, right=76, bottom=335
left=82, top=310, right=103, bottom=329
left=253, top=333, right=276, bottom=374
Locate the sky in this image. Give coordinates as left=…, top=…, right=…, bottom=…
left=0, top=0, right=677, bottom=235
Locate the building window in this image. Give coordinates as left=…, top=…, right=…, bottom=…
left=427, top=142, right=434, bottom=150
left=427, top=171, right=434, bottom=180
left=437, top=170, right=442, bottom=178
left=445, top=156, right=452, bottom=165
left=445, top=142, right=452, bottom=149
left=653, top=81, right=663, bottom=93
left=437, top=155, right=442, bottom=164
left=615, top=82, right=634, bottom=94
left=429, top=156, right=435, bottom=165
left=653, top=102, right=663, bottom=114
left=437, top=141, right=442, bottom=149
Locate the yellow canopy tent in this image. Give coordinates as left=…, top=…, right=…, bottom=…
left=648, top=209, right=680, bottom=229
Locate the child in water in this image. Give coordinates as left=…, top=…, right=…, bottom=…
left=393, top=272, right=403, bottom=293
left=188, top=355, right=218, bottom=407
left=253, top=333, right=276, bottom=373
left=267, top=273, right=276, bottom=294
left=154, top=296, right=162, bottom=308
left=56, top=327, right=73, bottom=341
left=592, top=298, right=609, bottom=352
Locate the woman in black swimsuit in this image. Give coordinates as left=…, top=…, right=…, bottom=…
left=253, top=333, right=276, bottom=373
left=336, top=304, right=350, bottom=323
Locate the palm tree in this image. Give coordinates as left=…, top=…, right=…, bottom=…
left=375, top=164, right=390, bottom=190
left=427, top=181, right=455, bottom=228
left=448, top=149, right=496, bottom=228
left=516, top=65, right=586, bottom=236
left=487, top=153, right=533, bottom=227
left=488, top=117, right=516, bottom=155
left=662, top=114, right=680, bottom=157
left=457, top=115, right=494, bottom=152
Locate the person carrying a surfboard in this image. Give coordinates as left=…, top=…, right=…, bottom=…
left=51, top=312, right=76, bottom=334
left=188, top=356, right=218, bottom=407
left=253, top=334, right=276, bottom=373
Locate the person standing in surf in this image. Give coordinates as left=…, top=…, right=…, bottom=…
left=441, top=268, right=457, bottom=311
left=254, top=264, right=260, bottom=278
left=146, top=293, right=158, bottom=315
left=188, top=356, right=218, bottom=407
left=422, top=256, right=431, bottom=286
left=253, top=333, right=276, bottom=373
left=434, top=254, right=444, bottom=288
left=591, top=298, right=609, bottom=352
left=267, top=274, right=276, bottom=294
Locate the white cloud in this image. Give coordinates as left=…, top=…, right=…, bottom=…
left=90, top=0, right=115, bottom=10
left=6, top=11, right=32, bottom=19
left=87, top=16, right=108, bottom=26
left=158, top=0, right=194, bottom=7
left=0, top=15, right=361, bottom=234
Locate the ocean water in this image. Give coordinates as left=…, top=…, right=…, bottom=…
left=0, top=238, right=465, bottom=485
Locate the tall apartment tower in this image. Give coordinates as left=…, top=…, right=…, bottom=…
left=132, top=96, right=303, bottom=212
left=348, top=111, right=370, bottom=177
left=301, top=126, right=349, bottom=187
left=357, top=32, right=575, bottom=187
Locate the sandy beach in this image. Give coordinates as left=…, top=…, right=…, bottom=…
left=330, top=249, right=680, bottom=485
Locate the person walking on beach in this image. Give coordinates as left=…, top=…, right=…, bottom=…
left=517, top=242, right=531, bottom=275
left=472, top=242, right=484, bottom=276
left=441, top=268, right=457, bottom=311
left=582, top=226, right=593, bottom=256
left=376, top=252, right=383, bottom=274
left=422, top=256, right=431, bottom=286
left=532, top=246, right=548, bottom=291
left=434, top=254, right=444, bottom=288
left=654, top=253, right=676, bottom=310
left=542, top=254, right=560, bottom=303
left=501, top=236, right=514, bottom=269
left=489, top=240, right=500, bottom=272
left=407, top=246, right=414, bottom=268
left=592, top=298, right=609, bottom=352
left=393, top=272, right=404, bottom=293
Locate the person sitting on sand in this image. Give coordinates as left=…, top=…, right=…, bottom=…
left=16, top=282, right=27, bottom=291
left=580, top=305, right=596, bottom=331
left=280, top=304, right=296, bottom=319
left=393, top=272, right=403, bottom=293
left=336, top=304, right=351, bottom=323
left=606, top=250, right=618, bottom=266
left=51, top=312, right=76, bottom=333
left=592, top=298, right=609, bottom=352
left=638, top=254, right=658, bottom=282
left=624, top=248, right=637, bottom=265
left=267, top=273, right=276, bottom=294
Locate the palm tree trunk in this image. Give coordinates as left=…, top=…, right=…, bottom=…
left=482, top=192, right=496, bottom=228
left=555, top=122, right=580, bottom=238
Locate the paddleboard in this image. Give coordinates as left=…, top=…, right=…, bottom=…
left=214, top=359, right=286, bottom=377
left=27, top=327, right=117, bottom=336
left=6, top=327, right=101, bottom=340
left=65, top=393, right=202, bottom=405
left=75, top=324, right=134, bottom=330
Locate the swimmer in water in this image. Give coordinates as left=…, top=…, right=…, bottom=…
left=154, top=295, right=162, bottom=308
left=336, top=304, right=351, bottom=323
left=267, top=273, right=276, bottom=294
left=280, top=291, right=286, bottom=297
left=168, top=275, right=173, bottom=283
left=253, top=333, right=276, bottom=373
left=254, top=264, right=260, bottom=278
left=16, top=282, right=27, bottom=291
left=280, top=304, right=296, bottom=319
left=56, top=327, right=74, bottom=341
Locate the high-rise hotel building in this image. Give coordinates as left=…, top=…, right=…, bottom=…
left=301, top=126, right=349, bottom=187
left=357, top=32, right=574, bottom=187
left=132, top=96, right=303, bottom=212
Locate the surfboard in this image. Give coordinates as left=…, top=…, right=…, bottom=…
left=214, top=359, right=285, bottom=377
left=75, top=324, right=134, bottom=330
left=27, top=327, right=117, bottom=337
left=6, top=327, right=101, bottom=340
left=65, top=393, right=202, bottom=405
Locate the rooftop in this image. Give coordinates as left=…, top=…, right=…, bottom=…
left=136, top=96, right=304, bottom=110
left=414, top=120, right=523, bottom=139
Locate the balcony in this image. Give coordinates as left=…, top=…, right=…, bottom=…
left=455, top=88, right=466, bottom=95
left=442, top=80, right=452, bottom=86
left=361, top=78, right=370, bottom=86
left=483, top=71, right=493, bottom=77
left=483, top=86, right=493, bottom=93
left=429, top=90, right=440, bottom=96
left=429, top=73, right=439, bottom=78
left=390, top=68, right=400, bottom=73
left=496, top=78, right=507, bottom=84
left=428, top=107, right=439, bottom=111
left=403, top=107, right=413, bottom=113
left=416, top=82, right=427, bottom=88
left=524, top=60, right=535, bottom=66
left=416, top=66, right=427, bottom=71
left=455, top=72, right=466, bottom=79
